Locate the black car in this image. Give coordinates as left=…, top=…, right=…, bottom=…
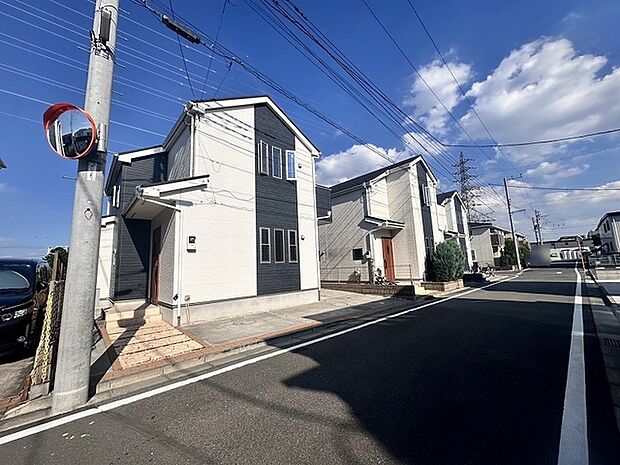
left=0, top=258, right=51, bottom=355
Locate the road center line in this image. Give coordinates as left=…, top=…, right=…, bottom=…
left=557, top=268, right=588, bottom=465
left=0, top=272, right=525, bottom=446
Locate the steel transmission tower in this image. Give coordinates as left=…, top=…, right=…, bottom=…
left=453, top=152, right=479, bottom=221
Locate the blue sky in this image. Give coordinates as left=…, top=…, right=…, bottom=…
left=1, top=0, right=619, bottom=258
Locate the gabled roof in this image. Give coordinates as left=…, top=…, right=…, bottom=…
left=469, top=222, right=526, bottom=238
left=596, top=211, right=620, bottom=230
left=189, top=95, right=320, bottom=157
left=437, top=190, right=458, bottom=205
left=330, top=155, right=437, bottom=194
left=104, top=146, right=166, bottom=196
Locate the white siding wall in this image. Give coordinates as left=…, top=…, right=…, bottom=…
left=96, top=219, right=115, bottom=301
left=368, top=177, right=390, bottom=219
left=318, top=188, right=371, bottom=282
left=295, top=137, right=319, bottom=290
left=151, top=209, right=175, bottom=306
left=470, top=228, right=494, bottom=265
left=436, top=203, right=448, bottom=235
left=385, top=168, right=425, bottom=279
left=178, top=106, right=257, bottom=304
left=167, top=129, right=191, bottom=181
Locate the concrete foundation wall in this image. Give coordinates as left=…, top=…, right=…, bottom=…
left=161, top=288, right=319, bottom=325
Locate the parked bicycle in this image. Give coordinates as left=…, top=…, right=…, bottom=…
left=374, top=268, right=396, bottom=285
left=482, top=264, right=496, bottom=278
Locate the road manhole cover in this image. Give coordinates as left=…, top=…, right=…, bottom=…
left=233, top=319, right=257, bottom=326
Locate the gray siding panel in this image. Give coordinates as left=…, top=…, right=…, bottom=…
left=115, top=218, right=150, bottom=300
left=110, top=153, right=168, bottom=301
left=316, top=186, right=332, bottom=218
left=255, top=104, right=300, bottom=295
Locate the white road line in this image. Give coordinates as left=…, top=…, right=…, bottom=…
left=557, top=268, right=589, bottom=465
left=0, top=272, right=524, bottom=446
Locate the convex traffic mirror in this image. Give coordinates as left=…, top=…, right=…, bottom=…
left=43, top=103, right=97, bottom=159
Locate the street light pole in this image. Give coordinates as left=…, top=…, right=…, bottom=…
left=52, top=0, right=119, bottom=414
left=503, top=178, right=522, bottom=271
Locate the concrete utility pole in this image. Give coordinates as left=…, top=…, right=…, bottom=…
left=52, top=0, right=119, bottom=414
left=535, top=209, right=543, bottom=244
left=503, top=178, right=522, bottom=271
left=531, top=217, right=540, bottom=245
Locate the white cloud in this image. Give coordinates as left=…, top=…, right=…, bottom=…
left=461, top=37, right=620, bottom=164
left=404, top=59, right=472, bottom=136
left=524, top=161, right=589, bottom=182
left=316, top=144, right=407, bottom=186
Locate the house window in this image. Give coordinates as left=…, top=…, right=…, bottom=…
left=286, top=150, right=296, bottom=180
left=112, top=185, right=120, bottom=208
left=259, top=141, right=269, bottom=175
left=274, top=229, right=285, bottom=263
left=260, top=227, right=271, bottom=263
left=272, top=147, right=282, bottom=179
left=421, top=185, right=431, bottom=206
left=352, top=248, right=364, bottom=261
left=288, top=230, right=298, bottom=263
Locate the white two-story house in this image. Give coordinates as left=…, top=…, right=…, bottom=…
left=595, top=211, right=620, bottom=253
left=318, top=156, right=442, bottom=283
left=436, top=190, right=473, bottom=270
left=97, top=95, right=321, bottom=325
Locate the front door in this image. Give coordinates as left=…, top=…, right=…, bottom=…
left=382, top=237, right=395, bottom=282
left=150, top=227, right=161, bottom=305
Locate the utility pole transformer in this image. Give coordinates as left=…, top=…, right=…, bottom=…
left=52, top=0, right=119, bottom=414
left=503, top=178, right=522, bottom=271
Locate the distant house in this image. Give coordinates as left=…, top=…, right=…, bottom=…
left=436, top=190, right=473, bottom=270
left=469, top=222, right=526, bottom=267
left=544, top=235, right=593, bottom=261
left=318, top=156, right=443, bottom=283
left=594, top=211, right=620, bottom=253
left=97, top=95, right=321, bottom=325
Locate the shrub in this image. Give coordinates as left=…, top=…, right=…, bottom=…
left=500, top=239, right=531, bottom=267
left=431, top=241, right=465, bottom=282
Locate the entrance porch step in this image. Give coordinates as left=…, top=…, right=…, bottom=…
left=105, top=313, right=163, bottom=330
left=104, top=303, right=163, bottom=331
left=105, top=303, right=161, bottom=322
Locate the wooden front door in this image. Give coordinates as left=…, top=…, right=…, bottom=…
left=382, top=237, right=396, bottom=282
left=150, top=227, right=161, bottom=305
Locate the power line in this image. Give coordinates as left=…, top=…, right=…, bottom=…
left=489, top=184, right=620, bottom=192
left=199, top=0, right=228, bottom=99
left=444, top=127, right=620, bottom=148
left=244, top=0, right=460, bottom=178
left=405, top=1, right=518, bottom=169
left=360, top=1, right=505, bottom=170
left=168, top=0, right=195, bottom=96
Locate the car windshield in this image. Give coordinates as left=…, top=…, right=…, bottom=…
left=0, top=264, right=34, bottom=292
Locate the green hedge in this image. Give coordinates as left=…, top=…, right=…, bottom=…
left=431, top=241, right=465, bottom=282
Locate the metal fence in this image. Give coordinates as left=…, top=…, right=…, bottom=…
left=589, top=254, right=620, bottom=268
left=321, top=264, right=417, bottom=285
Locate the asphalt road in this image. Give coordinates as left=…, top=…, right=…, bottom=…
left=2, top=267, right=619, bottom=464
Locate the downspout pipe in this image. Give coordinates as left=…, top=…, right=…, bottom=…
left=136, top=190, right=183, bottom=327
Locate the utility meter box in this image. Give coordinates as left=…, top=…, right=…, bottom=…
left=187, top=235, right=196, bottom=251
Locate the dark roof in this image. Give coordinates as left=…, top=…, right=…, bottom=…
left=141, top=174, right=210, bottom=188
left=190, top=94, right=268, bottom=104
left=596, top=211, right=620, bottom=230
left=116, top=144, right=163, bottom=156
left=437, top=190, right=458, bottom=204
left=330, top=156, right=420, bottom=194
